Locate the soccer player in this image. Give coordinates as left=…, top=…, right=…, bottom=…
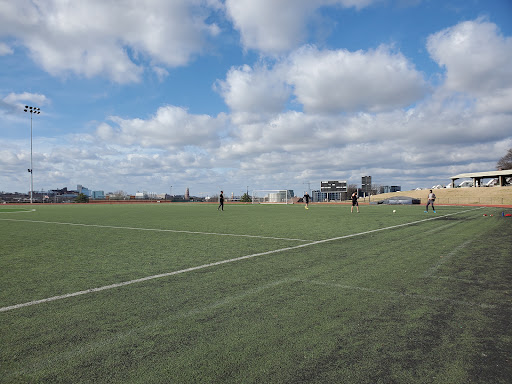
left=351, top=191, right=359, bottom=213
left=425, top=189, right=436, bottom=213
left=218, top=190, right=224, bottom=211
left=304, top=192, right=310, bottom=209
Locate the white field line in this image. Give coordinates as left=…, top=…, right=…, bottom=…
left=306, top=280, right=497, bottom=309
left=0, top=209, right=36, bottom=214
left=0, top=218, right=309, bottom=242
left=0, top=207, right=482, bottom=313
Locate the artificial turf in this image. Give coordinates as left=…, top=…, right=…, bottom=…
left=1, top=203, right=511, bottom=383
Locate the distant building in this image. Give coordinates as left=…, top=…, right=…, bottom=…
left=77, top=184, right=91, bottom=197
left=185, top=188, right=190, bottom=200
left=380, top=185, right=401, bottom=194
left=92, top=190, right=105, bottom=199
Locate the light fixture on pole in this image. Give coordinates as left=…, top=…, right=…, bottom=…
left=24, top=105, right=41, bottom=204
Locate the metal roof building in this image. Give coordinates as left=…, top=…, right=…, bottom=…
left=450, top=170, right=512, bottom=188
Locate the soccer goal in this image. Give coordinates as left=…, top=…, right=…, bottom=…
left=252, top=190, right=293, bottom=204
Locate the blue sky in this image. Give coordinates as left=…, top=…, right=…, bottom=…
left=1, top=0, right=511, bottom=198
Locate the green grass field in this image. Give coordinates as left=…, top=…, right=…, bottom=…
left=1, top=203, right=511, bottom=383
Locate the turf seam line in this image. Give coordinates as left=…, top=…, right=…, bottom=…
left=2, top=279, right=294, bottom=379
left=423, top=239, right=474, bottom=278
left=0, top=218, right=309, bottom=242
left=306, top=280, right=497, bottom=309
left=423, top=220, right=461, bottom=235
left=432, top=276, right=502, bottom=286
left=0, top=207, right=482, bottom=313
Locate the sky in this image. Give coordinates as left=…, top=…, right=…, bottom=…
left=1, top=0, right=511, bottom=198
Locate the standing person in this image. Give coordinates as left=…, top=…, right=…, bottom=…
left=351, top=191, right=359, bottom=213
left=218, top=190, right=224, bottom=211
left=425, top=190, right=436, bottom=213
left=304, top=192, right=310, bottom=209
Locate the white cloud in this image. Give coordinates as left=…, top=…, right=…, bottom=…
left=3, top=92, right=48, bottom=108
left=152, top=66, right=169, bottom=82
left=96, top=105, right=226, bottom=150
left=225, top=0, right=379, bottom=54
left=1, top=92, right=48, bottom=119
left=0, top=42, right=13, bottom=55
left=217, top=97, right=511, bottom=160
left=427, top=18, right=512, bottom=95
left=475, top=88, right=512, bottom=115
left=214, top=64, right=291, bottom=122
left=225, top=0, right=316, bottom=54
left=0, top=0, right=222, bottom=83
left=286, top=45, right=428, bottom=113
left=216, top=44, right=427, bottom=115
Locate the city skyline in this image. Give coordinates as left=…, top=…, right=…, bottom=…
left=1, top=0, right=511, bottom=197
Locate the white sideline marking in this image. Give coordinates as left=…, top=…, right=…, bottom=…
left=0, top=218, right=309, bottom=242
left=0, top=207, right=482, bottom=313
left=306, top=280, right=497, bottom=309
left=0, top=209, right=36, bottom=214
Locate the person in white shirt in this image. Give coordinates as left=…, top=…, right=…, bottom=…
left=425, top=190, right=436, bottom=213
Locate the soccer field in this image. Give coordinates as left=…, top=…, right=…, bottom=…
left=1, top=203, right=511, bottom=383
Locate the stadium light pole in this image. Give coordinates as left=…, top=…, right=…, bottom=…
left=24, top=105, right=41, bottom=204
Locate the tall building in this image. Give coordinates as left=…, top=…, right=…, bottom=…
left=185, top=187, right=190, bottom=200
left=77, top=184, right=91, bottom=197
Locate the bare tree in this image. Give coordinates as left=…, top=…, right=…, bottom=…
left=347, top=184, right=358, bottom=197
left=112, top=190, right=127, bottom=200
left=497, top=148, right=512, bottom=170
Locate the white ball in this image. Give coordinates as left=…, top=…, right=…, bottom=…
left=393, top=210, right=396, bottom=213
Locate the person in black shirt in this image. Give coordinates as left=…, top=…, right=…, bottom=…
left=351, top=191, right=359, bottom=213
left=304, top=192, right=310, bottom=209
left=218, top=190, right=224, bottom=211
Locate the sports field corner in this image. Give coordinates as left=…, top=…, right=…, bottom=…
left=1, top=202, right=511, bottom=383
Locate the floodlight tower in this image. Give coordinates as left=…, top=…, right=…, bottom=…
left=24, top=105, right=41, bottom=204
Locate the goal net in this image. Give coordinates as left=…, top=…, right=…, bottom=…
left=252, top=190, right=293, bottom=204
